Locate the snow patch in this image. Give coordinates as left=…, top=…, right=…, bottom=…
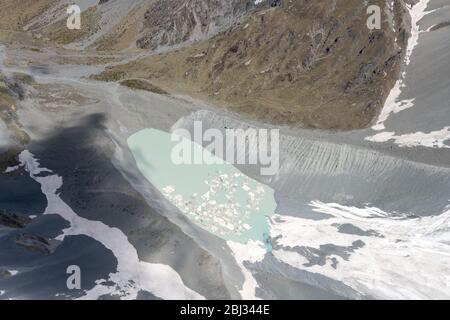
left=8, top=270, right=18, bottom=276
left=367, top=127, right=450, bottom=148
left=270, top=200, right=450, bottom=299
left=227, top=240, right=266, bottom=300
left=371, top=0, right=433, bottom=131
left=18, top=150, right=203, bottom=300
left=4, top=165, right=20, bottom=173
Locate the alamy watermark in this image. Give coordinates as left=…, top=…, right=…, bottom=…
left=171, top=121, right=280, bottom=176
left=66, top=265, right=81, bottom=290
left=64, top=3, right=382, bottom=31
left=66, top=5, right=81, bottom=30
left=367, top=5, right=382, bottom=30
left=65, top=3, right=381, bottom=31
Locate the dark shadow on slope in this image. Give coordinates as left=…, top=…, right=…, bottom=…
left=24, top=113, right=231, bottom=300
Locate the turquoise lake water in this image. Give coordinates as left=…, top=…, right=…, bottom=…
left=127, top=128, right=276, bottom=248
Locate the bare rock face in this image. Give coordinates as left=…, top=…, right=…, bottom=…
left=136, top=0, right=257, bottom=50
left=0, top=210, right=31, bottom=229
left=15, top=233, right=52, bottom=254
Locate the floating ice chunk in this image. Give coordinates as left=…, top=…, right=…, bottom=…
left=162, top=185, right=175, bottom=194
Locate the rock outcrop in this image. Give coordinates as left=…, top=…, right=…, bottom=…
left=136, top=0, right=257, bottom=50
left=0, top=210, right=31, bottom=229
left=15, top=233, right=52, bottom=254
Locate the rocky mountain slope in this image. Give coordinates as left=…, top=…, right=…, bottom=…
left=96, top=0, right=412, bottom=130
left=9, top=0, right=260, bottom=51
left=0, top=0, right=415, bottom=130
left=135, top=0, right=257, bottom=50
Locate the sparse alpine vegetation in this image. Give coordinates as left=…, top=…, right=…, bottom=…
left=0, top=0, right=413, bottom=130
left=96, top=0, right=412, bottom=130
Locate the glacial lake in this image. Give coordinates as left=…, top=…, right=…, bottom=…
left=127, top=128, right=276, bottom=248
